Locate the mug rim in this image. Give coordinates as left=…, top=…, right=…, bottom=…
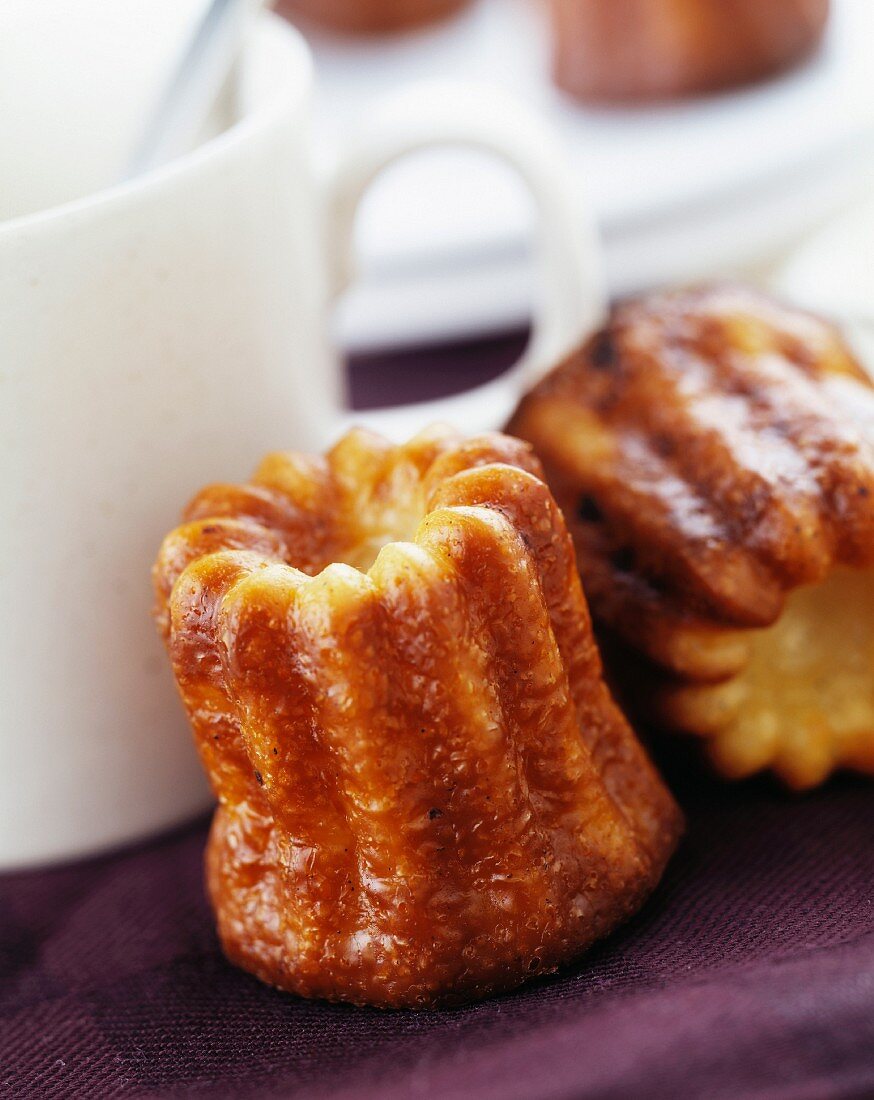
left=0, top=13, right=313, bottom=241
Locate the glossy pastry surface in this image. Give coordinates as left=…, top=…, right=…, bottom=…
left=154, top=426, right=681, bottom=1008
left=509, top=285, right=874, bottom=788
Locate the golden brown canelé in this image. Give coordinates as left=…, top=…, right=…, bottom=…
left=550, top=0, right=830, bottom=103
left=154, top=426, right=682, bottom=1009
left=508, top=286, right=874, bottom=790
left=277, top=0, right=471, bottom=35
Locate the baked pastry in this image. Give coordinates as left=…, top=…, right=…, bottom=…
left=550, top=0, right=830, bottom=103
left=154, top=426, right=681, bottom=1009
left=277, top=0, right=471, bottom=35
left=508, top=286, right=874, bottom=790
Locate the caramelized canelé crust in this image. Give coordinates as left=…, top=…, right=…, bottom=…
left=508, top=286, right=874, bottom=790
left=154, top=427, right=681, bottom=1009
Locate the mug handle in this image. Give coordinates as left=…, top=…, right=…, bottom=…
left=324, top=81, right=606, bottom=440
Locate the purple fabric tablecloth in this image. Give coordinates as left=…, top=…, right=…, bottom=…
left=3, top=747, right=873, bottom=1100
left=3, top=345, right=874, bottom=1099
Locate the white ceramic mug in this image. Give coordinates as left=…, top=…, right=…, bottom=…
left=0, top=14, right=605, bottom=869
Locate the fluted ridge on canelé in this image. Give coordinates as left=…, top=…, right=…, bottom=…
left=154, top=426, right=681, bottom=1008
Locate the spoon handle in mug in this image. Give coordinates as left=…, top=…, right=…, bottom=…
left=124, top=0, right=267, bottom=181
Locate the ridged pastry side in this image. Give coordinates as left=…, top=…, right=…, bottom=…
left=155, top=427, right=681, bottom=1008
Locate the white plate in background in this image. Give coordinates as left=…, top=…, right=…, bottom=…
left=298, top=0, right=874, bottom=350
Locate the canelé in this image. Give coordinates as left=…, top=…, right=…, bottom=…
left=278, top=0, right=470, bottom=35
left=154, top=426, right=681, bottom=1007
left=509, top=286, right=874, bottom=789
left=550, top=0, right=829, bottom=103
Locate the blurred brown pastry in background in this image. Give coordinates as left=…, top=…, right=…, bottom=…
left=550, top=0, right=830, bottom=103
left=508, top=285, right=874, bottom=790
left=277, top=0, right=471, bottom=35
